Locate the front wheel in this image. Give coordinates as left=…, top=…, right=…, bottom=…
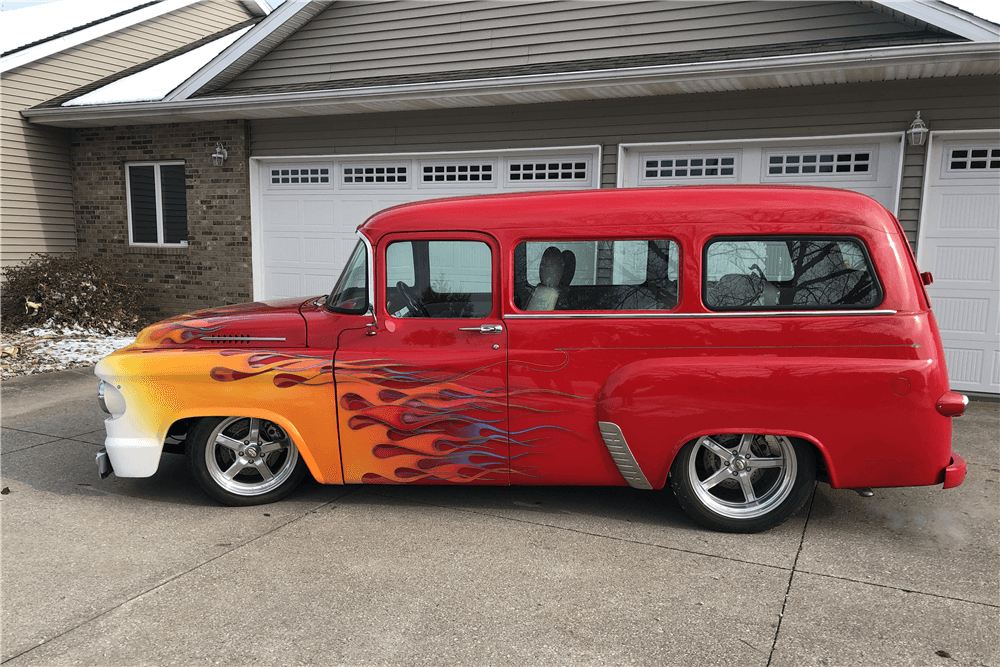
left=670, top=434, right=815, bottom=533
left=187, top=416, right=308, bottom=506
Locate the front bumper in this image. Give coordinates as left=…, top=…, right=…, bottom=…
left=942, top=452, right=967, bottom=489
left=101, top=430, right=162, bottom=477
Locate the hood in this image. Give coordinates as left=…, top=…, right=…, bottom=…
left=132, top=297, right=313, bottom=349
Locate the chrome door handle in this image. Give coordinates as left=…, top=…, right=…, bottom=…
left=458, top=324, right=503, bottom=334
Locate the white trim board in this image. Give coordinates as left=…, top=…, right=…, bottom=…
left=23, top=42, right=1000, bottom=128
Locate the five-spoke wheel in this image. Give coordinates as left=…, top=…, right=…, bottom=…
left=670, top=434, right=815, bottom=533
left=188, top=416, right=308, bottom=506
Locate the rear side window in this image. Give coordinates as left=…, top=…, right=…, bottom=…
left=513, top=239, right=679, bottom=311
left=703, top=237, right=882, bottom=310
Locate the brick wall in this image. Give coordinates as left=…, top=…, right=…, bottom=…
left=71, top=119, right=252, bottom=319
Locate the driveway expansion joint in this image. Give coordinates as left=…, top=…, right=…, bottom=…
left=767, top=486, right=816, bottom=667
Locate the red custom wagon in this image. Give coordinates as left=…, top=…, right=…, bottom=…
left=96, top=186, right=967, bottom=532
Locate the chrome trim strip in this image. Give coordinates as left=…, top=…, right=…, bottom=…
left=597, top=422, right=653, bottom=490
left=201, top=336, right=287, bottom=342
left=505, top=310, right=897, bottom=320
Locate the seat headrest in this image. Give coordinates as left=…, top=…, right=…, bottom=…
left=539, top=246, right=563, bottom=287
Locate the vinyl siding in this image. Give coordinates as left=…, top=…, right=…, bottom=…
left=225, top=0, right=940, bottom=91
left=248, top=76, right=1000, bottom=246
left=1, top=0, right=253, bottom=266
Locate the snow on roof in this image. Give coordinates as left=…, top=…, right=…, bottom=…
left=0, top=0, right=155, bottom=56
left=62, top=26, right=251, bottom=106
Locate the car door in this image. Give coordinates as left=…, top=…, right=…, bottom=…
left=334, top=232, right=509, bottom=485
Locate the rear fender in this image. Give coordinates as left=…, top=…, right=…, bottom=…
left=594, top=356, right=919, bottom=490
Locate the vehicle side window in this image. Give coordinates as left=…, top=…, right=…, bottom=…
left=386, top=240, right=493, bottom=318
left=513, top=239, right=679, bottom=311
left=703, top=236, right=882, bottom=310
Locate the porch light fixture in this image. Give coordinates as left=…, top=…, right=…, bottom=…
left=211, top=142, right=228, bottom=166
left=906, top=112, right=929, bottom=147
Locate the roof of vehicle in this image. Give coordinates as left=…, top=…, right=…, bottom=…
left=359, top=186, right=896, bottom=239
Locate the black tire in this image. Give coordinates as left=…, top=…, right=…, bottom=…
left=670, top=434, right=816, bottom=533
left=187, top=416, right=308, bottom=506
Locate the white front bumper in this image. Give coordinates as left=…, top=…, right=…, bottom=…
left=103, top=420, right=162, bottom=477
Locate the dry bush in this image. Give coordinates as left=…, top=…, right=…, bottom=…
left=1, top=254, right=146, bottom=333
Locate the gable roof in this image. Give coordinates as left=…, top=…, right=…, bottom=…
left=0, top=0, right=268, bottom=74
left=22, top=0, right=1000, bottom=127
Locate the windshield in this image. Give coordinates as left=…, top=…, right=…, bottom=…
left=326, top=240, right=368, bottom=313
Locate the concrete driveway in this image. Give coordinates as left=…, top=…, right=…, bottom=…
left=1, top=367, right=997, bottom=667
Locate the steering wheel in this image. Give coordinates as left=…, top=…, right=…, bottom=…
left=396, top=281, right=430, bottom=318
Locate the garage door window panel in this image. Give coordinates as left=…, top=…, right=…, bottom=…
left=704, top=236, right=882, bottom=310
left=944, top=146, right=1000, bottom=176
left=126, top=162, right=187, bottom=247
left=762, top=147, right=877, bottom=179
left=640, top=154, right=739, bottom=184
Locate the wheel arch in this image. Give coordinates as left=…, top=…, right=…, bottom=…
left=169, top=409, right=323, bottom=484
left=655, top=427, right=834, bottom=489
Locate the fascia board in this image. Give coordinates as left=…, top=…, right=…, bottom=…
left=0, top=0, right=202, bottom=73
left=239, top=0, right=272, bottom=17
left=877, top=0, right=1000, bottom=41
left=165, top=0, right=328, bottom=102
left=23, top=41, right=1000, bottom=127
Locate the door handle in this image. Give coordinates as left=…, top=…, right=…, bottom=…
left=458, top=324, right=503, bottom=334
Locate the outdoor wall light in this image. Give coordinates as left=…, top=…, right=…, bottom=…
left=906, top=111, right=929, bottom=147
left=211, top=142, right=228, bottom=166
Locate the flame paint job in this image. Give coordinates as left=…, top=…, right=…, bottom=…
left=95, top=187, right=963, bottom=496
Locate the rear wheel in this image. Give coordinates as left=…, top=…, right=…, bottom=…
left=187, top=416, right=307, bottom=506
left=670, top=434, right=815, bottom=533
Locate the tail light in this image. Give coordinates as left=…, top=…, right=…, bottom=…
left=936, top=391, right=968, bottom=417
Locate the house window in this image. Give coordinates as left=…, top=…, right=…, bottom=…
left=126, top=162, right=188, bottom=246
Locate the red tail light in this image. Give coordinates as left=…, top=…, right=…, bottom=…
left=936, top=391, right=968, bottom=417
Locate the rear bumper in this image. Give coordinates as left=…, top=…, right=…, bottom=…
left=942, top=452, right=967, bottom=489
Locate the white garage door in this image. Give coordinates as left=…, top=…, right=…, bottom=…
left=918, top=131, right=1000, bottom=395
left=252, top=147, right=601, bottom=300
left=619, top=134, right=904, bottom=212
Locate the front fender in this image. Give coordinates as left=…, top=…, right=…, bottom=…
left=96, top=347, right=342, bottom=484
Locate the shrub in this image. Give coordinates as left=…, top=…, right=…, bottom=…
left=1, top=254, right=146, bottom=333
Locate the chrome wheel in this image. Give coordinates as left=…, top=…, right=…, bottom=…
left=202, top=417, right=300, bottom=498
left=670, top=433, right=815, bottom=532
left=689, top=434, right=795, bottom=519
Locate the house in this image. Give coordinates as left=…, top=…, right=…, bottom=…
left=0, top=0, right=271, bottom=266
left=16, top=0, right=1000, bottom=395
